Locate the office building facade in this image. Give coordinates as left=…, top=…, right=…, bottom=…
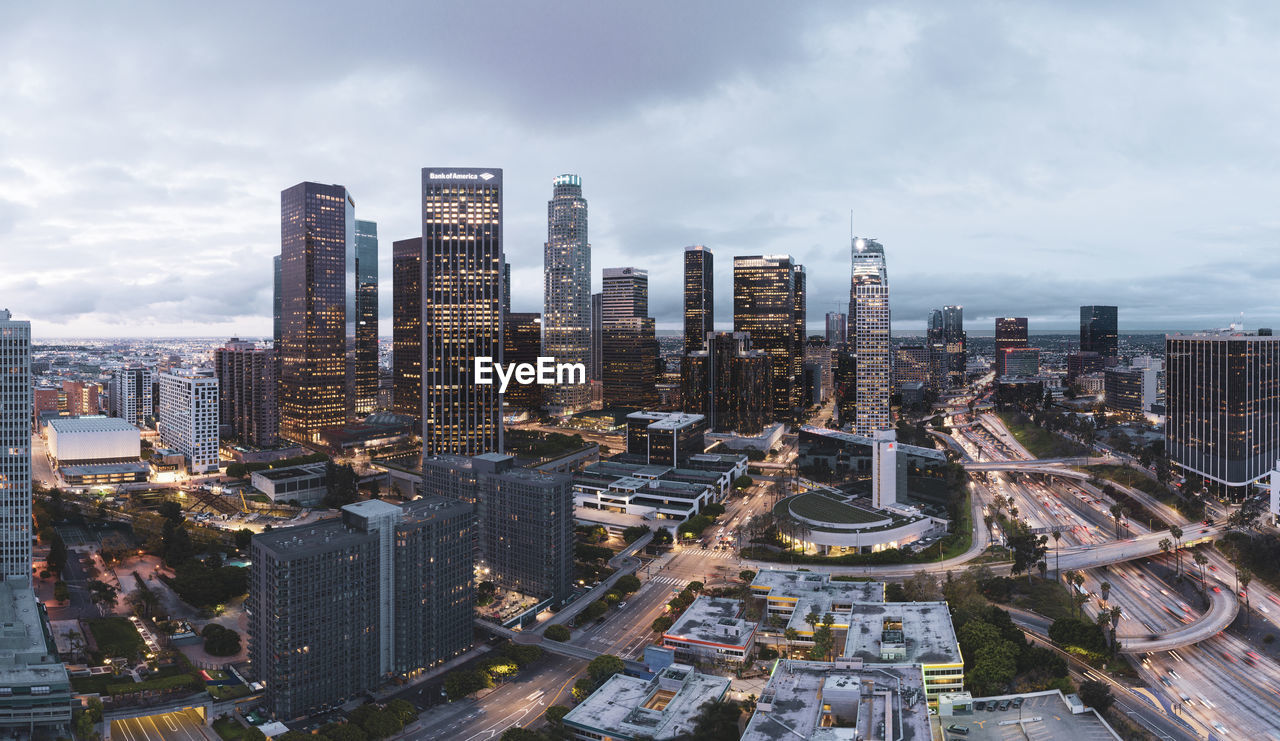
left=279, top=181, right=356, bottom=443
left=1001, top=347, right=1041, bottom=378
left=108, top=366, right=153, bottom=427
left=0, top=311, right=31, bottom=583
left=734, top=255, right=803, bottom=419
left=503, top=313, right=544, bottom=413
left=928, top=305, right=966, bottom=387
left=273, top=254, right=283, bottom=347
left=61, top=380, right=99, bottom=417
left=354, top=220, right=379, bottom=416
left=994, top=317, right=1028, bottom=377
left=422, top=454, right=573, bottom=605
left=1081, top=305, right=1119, bottom=363
left=392, top=237, right=422, bottom=422
left=214, top=339, right=279, bottom=447
left=157, top=369, right=220, bottom=473
left=681, top=331, right=772, bottom=434
left=1165, top=331, right=1280, bottom=491
left=894, top=344, right=929, bottom=389
left=684, top=246, right=714, bottom=354
left=421, top=167, right=504, bottom=456
left=249, top=497, right=474, bottom=720
left=848, top=238, right=890, bottom=435
left=601, top=268, right=658, bottom=408
left=825, top=311, right=847, bottom=347
left=626, top=411, right=708, bottom=468
left=590, top=292, right=603, bottom=381
left=542, top=175, right=592, bottom=416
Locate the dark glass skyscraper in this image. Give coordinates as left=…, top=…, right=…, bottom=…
left=1080, top=305, right=1119, bottom=363
left=543, top=174, right=591, bottom=415
left=392, top=237, right=422, bottom=422
left=681, top=331, right=772, bottom=434
left=421, top=168, right=504, bottom=456
left=825, top=311, right=847, bottom=346
left=601, top=268, right=658, bottom=408
left=279, top=182, right=355, bottom=443
left=272, top=254, right=282, bottom=347
left=734, top=255, right=803, bottom=419
left=590, top=291, right=602, bottom=381
left=994, top=317, right=1028, bottom=377
left=504, top=312, right=543, bottom=413
left=354, top=220, right=379, bottom=417
left=683, top=245, right=714, bottom=353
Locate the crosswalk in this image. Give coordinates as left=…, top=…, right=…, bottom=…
left=687, top=548, right=738, bottom=560
left=649, top=576, right=687, bottom=587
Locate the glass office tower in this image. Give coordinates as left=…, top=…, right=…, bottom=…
left=542, top=174, right=592, bottom=415
left=354, top=219, right=379, bottom=416
left=684, top=245, right=714, bottom=353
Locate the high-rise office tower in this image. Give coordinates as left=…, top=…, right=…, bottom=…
left=272, top=254, right=283, bottom=347
left=214, top=339, right=278, bottom=447
left=848, top=237, right=890, bottom=435
left=1166, top=330, right=1280, bottom=494
left=942, top=306, right=966, bottom=386
left=249, top=497, right=474, bottom=720
left=994, top=317, right=1029, bottom=377
left=601, top=268, right=658, bottom=408
left=392, top=238, right=422, bottom=422
left=894, top=344, right=929, bottom=388
left=0, top=310, right=31, bottom=583
left=422, top=454, right=573, bottom=605
left=1080, top=305, right=1119, bottom=364
left=421, top=167, right=504, bottom=456
left=543, top=174, right=592, bottom=416
left=108, top=366, right=153, bottom=426
left=354, top=220, right=379, bottom=417
left=504, top=313, right=543, bottom=413
left=734, top=255, right=803, bottom=419
left=825, top=311, right=847, bottom=347
left=681, top=331, right=772, bottom=434
left=62, top=380, right=99, bottom=416
left=279, top=181, right=356, bottom=443
left=794, top=263, right=807, bottom=347
left=157, top=369, right=220, bottom=473
left=683, top=246, right=714, bottom=353
left=590, top=292, right=603, bottom=381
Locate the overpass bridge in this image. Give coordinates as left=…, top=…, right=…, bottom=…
left=1116, top=584, right=1239, bottom=653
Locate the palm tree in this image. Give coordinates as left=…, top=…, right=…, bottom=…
left=1108, top=606, right=1123, bottom=656
left=1099, top=581, right=1112, bottom=604
left=1109, top=504, right=1124, bottom=539
left=1193, top=552, right=1208, bottom=586
left=1238, top=567, right=1253, bottom=627
left=1051, top=530, right=1063, bottom=579
left=1158, top=537, right=1172, bottom=565
left=1073, top=592, right=1090, bottom=619
left=1169, top=525, right=1183, bottom=576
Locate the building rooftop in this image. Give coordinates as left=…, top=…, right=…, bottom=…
left=742, top=660, right=928, bottom=741
left=46, top=415, right=138, bottom=434
left=842, top=601, right=962, bottom=666
left=953, top=690, right=1121, bottom=741
left=58, top=461, right=150, bottom=477
left=562, top=663, right=730, bottom=741
left=664, top=597, right=754, bottom=649
left=252, top=519, right=371, bottom=560
left=750, top=570, right=885, bottom=604
left=0, top=582, right=72, bottom=689
left=253, top=462, right=328, bottom=481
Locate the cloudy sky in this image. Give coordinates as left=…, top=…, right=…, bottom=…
left=2, top=1, right=1279, bottom=338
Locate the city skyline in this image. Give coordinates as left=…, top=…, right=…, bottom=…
left=4, top=4, right=1280, bottom=337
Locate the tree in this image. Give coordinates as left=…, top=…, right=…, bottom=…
left=1051, top=530, right=1062, bottom=578
left=572, top=676, right=597, bottom=702
left=325, top=725, right=368, bottom=741
left=359, top=709, right=404, bottom=740
left=47, top=530, right=68, bottom=575
left=687, top=699, right=743, bottom=741
left=545, top=705, right=570, bottom=727
left=323, top=461, right=360, bottom=509
left=733, top=475, right=753, bottom=490
left=652, top=615, right=674, bottom=633
left=615, top=574, right=641, bottom=594
left=1158, top=538, right=1171, bottom=567
left=1108, top=606, right=1123, bottom=656
left=901, top=571, right=943, bottom=601
left=129, top=588, right=159, bottom=618
left=1169, top=525, right=1183, bottom=575
left=234, top=528, right=254, bottom=550
left=53, top=580, right=70, bottom=603
left=1099, top=581, right=1111, bottom=604
left=385, top=699, right=418, bottom=726
left=1238, top=567, right=1254, bottom=626
left=544, top=624, right=571, bottom=642
left=622, top=525, right=651, bottom=544
left=242, top=729, right=267, bottom=741
left=1109, top=504, right=1124, bottom=539
left=1193, top=551, right=1209, bottom=585
left=1078, top=680, right=1115, bottom=712
left=202, top=623, right=242, bottom=656
left=499, top=729, right=542, bottom=741
left=587, top=655, right=625, bottom=686
left=1008, top=533, right=1047, bottom=584
left=87, top=580, right=118, bottom=613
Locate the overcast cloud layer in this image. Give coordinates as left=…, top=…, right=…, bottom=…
left=2, top=1, right=1279, bottom=337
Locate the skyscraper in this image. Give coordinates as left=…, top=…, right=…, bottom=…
left=602, top=268, right=658, bottom=408
left=590, top=292, right=603, bottom=382
left=108, top=366, right=153, bottom=427
left=272, top=254, right=282, bottom=347
left=279, top=181, right=356, bottom=444
left=994, top=317, right=1029, bottom=377
left=825, top=311, right=847, bottom=347
left=504, top=313, right=543, bottom=413
left=1080, top=305, right=1119, bottom=364
left=1166, top=330, right=1280, bottom=494
left=848, top=238, right=890, bottom=435
left=542, top=174, right=592, bottom=416
left=354, top=220, right=379, bottom=417
left=734, top=255, right=803, bottom=419
left=941, top=305, right=966, bottom=387
left=681, top=331, right=772, bottom=434
left=0, top=310, right=31, bottom=583
left=214, top=339, right=279, bottom=447
left=421, top=167, right=504, bottom=456
left=249, top=497, right=474, bottom=720
left=422, top=454, right=573, bottom=605
left=157, top=369, right=220, bottom=474
left=392, top=237, right=422, bottom=422
left=684, top=245, right=714, bottom=353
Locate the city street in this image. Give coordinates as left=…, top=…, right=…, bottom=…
left=108, top=708, right=211, bottom=741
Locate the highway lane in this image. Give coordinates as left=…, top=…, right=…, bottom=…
left=109, top=709, right=210, bottom=741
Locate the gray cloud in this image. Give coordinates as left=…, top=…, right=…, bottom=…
left=1, top=2, right=1279, bottom=337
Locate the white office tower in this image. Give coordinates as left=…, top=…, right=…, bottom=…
left=0, top=310, right=31, bottom=583
left=543, top=174, right=592, bottom=416
left=109, top=366, right=154, bottom=426
left=849, top=237, right=891, bottom=435
left=158, top=369, right=220, bottom=474
left=871, top=428, right=897, bottom=510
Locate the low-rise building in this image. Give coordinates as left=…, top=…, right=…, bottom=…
left=941, top=690, right=1122, bottom=740
left=561, top=663, right=730, bottom=741
left=573, top=460, right=724, bottom=533
left=0, top=582, right=75, bottom=732
left=742, top=660, right=930, bottom=741
left=662, top=597, right=756, bottom=665
left=251, top=463, right=328, bottom=506
left=46, top=415, right=140, bottom=467
left=841, top=601, right=964, bottom=701
left=625, top=411, right=707, bottom=467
